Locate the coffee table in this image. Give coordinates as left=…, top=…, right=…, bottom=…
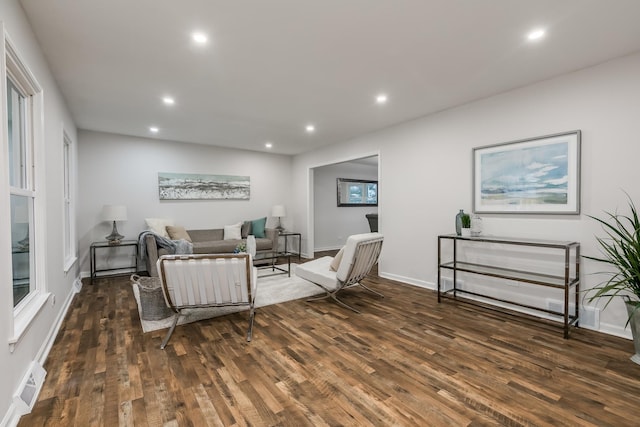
left=253, top=251, right=292, bottom=277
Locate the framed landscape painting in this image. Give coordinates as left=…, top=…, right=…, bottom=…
left=158, top=172, right=250, bottom=200
left=473, top=130, right=581, bottom=214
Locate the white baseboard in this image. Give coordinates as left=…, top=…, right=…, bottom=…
left=597, top=322, right=633, bottom=340
left=1, top=275, right=81, bottom=427
left=378, top=272, right=433, bottom=290
left=378, top=274, right=634, bottom=341
left=34, top=277, right=81, bottom=365
left=1, top=406, right=21, bottom=427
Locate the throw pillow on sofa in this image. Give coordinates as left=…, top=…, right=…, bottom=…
left=241, top=221, right=252, bottom=238
left=145, top=218, right=174, bottom=238
left=166, top=225, right=192, bottom=242
left=250, top=217, right=267, bottom=238
left=224, top=222, right=243, bottom=240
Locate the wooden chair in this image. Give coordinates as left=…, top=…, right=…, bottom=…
left=156, top=253, right=257, bottom=349
left=295, top=233, right=383, bottom=313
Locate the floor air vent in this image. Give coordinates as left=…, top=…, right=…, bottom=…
left=546, top=299, right=600, bottom=329
left=579, top=306, right=600, bottom=329
left=13, top=361, right=46, bottom=415
left=73, top=278, right=83, bottom=293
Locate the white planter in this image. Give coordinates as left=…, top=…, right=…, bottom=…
left=247, top=235, right=257, bottom=257
left=625, top=299, right=640, bottom=365
left=461, top=228, right=471, bottom=237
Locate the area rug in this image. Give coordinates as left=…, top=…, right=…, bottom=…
left=132, top=264, right=323, bottom=333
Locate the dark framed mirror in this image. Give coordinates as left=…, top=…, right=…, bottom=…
left=337, top=178, right=378, bottom=207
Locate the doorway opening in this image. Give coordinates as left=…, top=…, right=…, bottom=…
left=308, top=154, right=379, bottom=256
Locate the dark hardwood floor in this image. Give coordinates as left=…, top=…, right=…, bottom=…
left=19, top=257, right=640, bottom=426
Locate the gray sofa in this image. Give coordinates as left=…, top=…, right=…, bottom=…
left=143, top=228, right=278, bottom=277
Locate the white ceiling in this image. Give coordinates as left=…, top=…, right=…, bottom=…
left=19, top=0, right=640, bottom=155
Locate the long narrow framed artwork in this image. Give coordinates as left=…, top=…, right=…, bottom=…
left=158, top=172, right=250, bottom=200
left=473, top=130, right=581, bottom=214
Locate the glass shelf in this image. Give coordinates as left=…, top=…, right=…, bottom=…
left=438, top=233, right=578, bottom=249
left=437, top=234, right=580, bottom=338
left=439, top=261, right=578, bottom=289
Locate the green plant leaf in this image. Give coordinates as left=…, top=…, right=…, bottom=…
left=584, top=193, right=640, bottom=323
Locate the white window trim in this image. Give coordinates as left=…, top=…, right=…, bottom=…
left=62, top=130, right=77, bottom=272
left=3, top=29, right=50, bottom=351
left=9, top=292, right=48, bottom=352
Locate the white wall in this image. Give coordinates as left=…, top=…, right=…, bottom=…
left=313, top=161, right=378, bottom=250
left=1, top=3, right=638, bottom=422
left=293, top=51, right=640, bottom=338
left=0, top=1, right=79, bottom=425
left=77, top=130, right=293, bottom=275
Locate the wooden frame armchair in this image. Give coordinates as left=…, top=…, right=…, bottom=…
left=295, top=232, right=384, bottom=313
left=157, top=253, right=257, bottom=349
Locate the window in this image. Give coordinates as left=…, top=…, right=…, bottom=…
left=7, top=74, right=34, bottom=307
left=336, top=178, right=378, bottom=207
left=63, top=132, right=76, bottom=270
left=4, top=32, right=48, bottom=349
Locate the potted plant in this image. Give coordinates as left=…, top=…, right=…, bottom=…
left=461, top=213, right=471, bottom=237
left=585, top=195, right=640, bottom=364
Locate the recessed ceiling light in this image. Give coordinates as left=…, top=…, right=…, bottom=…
left=192, top=32, right=208, bottom=44
left=149, top=126, right=159, bottom=133
left=527, top=28, right=546, bottom=41
left=376, top=94, right=388, bottom=105
left=305, top=124, right=315, bottom=133
left=162, top=96, right=175, bottom=105
left=265, top=142, right=273, bottom=149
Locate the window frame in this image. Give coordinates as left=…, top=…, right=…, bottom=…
left=62, top=130, right=76, bottom=271
left=6, top=77, right=30, bottom=189
left=2, top=29, right=49, bottom=351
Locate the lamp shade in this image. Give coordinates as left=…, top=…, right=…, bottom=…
left=102, top=205, right=127, bottom=221
left=271, top=205, right=286, bottom=217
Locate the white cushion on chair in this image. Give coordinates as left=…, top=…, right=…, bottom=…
left=336, top=232, right=383, bottom=282
left=296, top=232, right=383, bottom=293
left=329, top=246, right=344, bottom=271
left=155, top=253, right=258, bottom=347
left=250, top=264, right=258, bottom=301
left=295, top=256, right=339, bottom=290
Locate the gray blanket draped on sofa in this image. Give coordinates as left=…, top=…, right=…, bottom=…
left=138, top=231, right=193, bottom=265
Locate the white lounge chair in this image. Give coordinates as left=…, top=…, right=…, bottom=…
left=295, top=233, right=384, bottom=313
left=156, top=253, right=257, bottom=349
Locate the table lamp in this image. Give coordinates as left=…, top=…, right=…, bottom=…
left=102, top=204, right=127, bottom=244
left=271, top=205, right=286, bottom=232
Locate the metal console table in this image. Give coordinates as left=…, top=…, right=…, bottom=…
left=90, top=240, right=139, bottom=284
left=278, top=231, right=301, bottom=261
left=437, top=234, right=580, bottom=338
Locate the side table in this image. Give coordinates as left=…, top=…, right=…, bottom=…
left=90, top=240, right=139, bottom=284
left=278, top=231, right=301, bottom=261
